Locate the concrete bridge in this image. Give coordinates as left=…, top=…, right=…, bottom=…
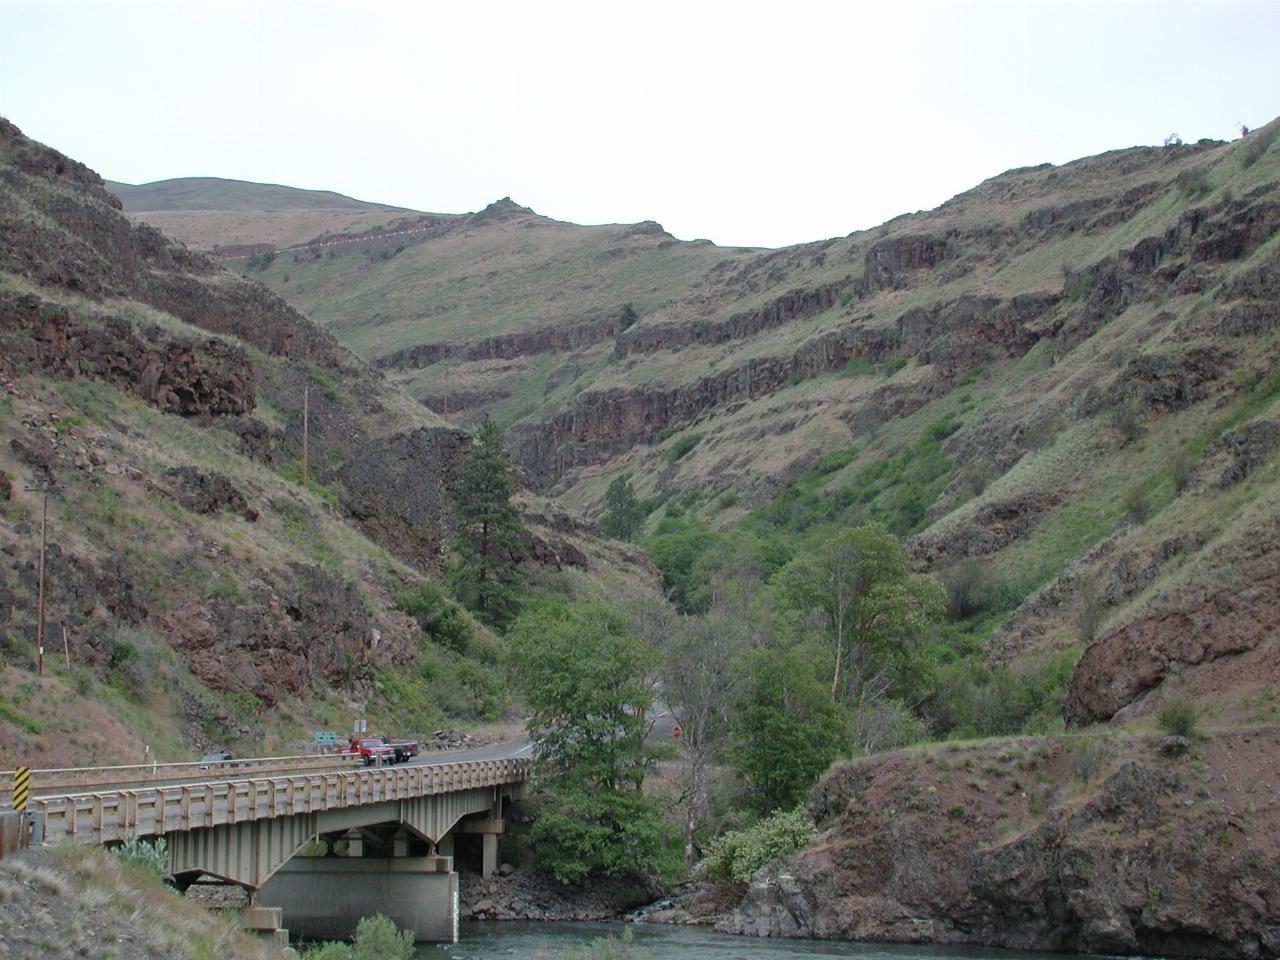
left=2, top=743, right=532, bottom=944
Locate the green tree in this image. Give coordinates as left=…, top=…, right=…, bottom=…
left=448, top=416, right=525, bottom=626
left=777, top=523, right=943, bottom=712
left=509, top=598, right=671, bottom=883
left=731, top=645, right=844, bottom=814
left=601, top=476, right=645, bottom=541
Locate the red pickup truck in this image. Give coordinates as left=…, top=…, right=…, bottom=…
left=346, top=737, right=396, bottom=766
left=346, top=736, right=419, bottom=765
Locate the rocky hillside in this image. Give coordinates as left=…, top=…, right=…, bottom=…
left=723, top=727, right=1280, bottom=957
left=0, top=119, right=650, bottom=768
left=203, top=119, right=1280, bottom=732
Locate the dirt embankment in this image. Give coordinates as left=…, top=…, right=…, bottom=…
left=718, top=728, right=1280, bottom=958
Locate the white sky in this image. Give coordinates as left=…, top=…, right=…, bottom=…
left=2, top=0, right=1278, bottom=248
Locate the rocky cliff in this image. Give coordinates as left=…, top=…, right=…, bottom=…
left=722, top=729, right=1280, bottom=957
left=0, top=119, right=646, bottom=766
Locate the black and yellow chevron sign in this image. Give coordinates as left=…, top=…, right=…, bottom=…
left=12, top=766, right=29, bottom=811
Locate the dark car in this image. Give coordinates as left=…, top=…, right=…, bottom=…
left=198, top=751, right=234, bottom=770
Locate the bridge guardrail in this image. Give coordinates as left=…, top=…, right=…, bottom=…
left=32, top=757, right=532, bottom=847
left=1, top=753, right=363, bottom=799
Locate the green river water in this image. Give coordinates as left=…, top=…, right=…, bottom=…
left=416, top=922, right=1091, bottom=959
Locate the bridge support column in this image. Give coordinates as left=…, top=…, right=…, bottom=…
left=240, top=905, right=289, bottom=948
left=257, top=855, right=458, bottom=943
left=454, top=815, right=505, bottom=879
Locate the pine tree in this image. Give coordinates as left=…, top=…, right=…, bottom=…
left=601, top=475, right=645, bottom=541
left=448, top=416, right=524, bottom=626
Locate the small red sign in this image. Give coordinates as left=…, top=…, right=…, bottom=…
left=672, top=724, right=682, bottom=738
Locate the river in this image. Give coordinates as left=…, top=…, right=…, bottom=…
left=417, top=922, right=1081, bottom=959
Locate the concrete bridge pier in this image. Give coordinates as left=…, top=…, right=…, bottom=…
left=257, top=854, right=458, bottom=943
left=240, top=904, right=290, bottom=948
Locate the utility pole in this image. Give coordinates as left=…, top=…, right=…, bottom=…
left=23, top=479, right=55, bottom=677
left=302, top=384, right=310, bottom=487
left=443, top=366, right=449, bottom=419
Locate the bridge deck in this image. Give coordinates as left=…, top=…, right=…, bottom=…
left=17, top=758, right=530, bottom=847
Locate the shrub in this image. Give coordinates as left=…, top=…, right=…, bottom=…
left=666, top=433, right=702, bottom=462
left=1075, top=578, right=1106, bottom=643
left=352, top=914, right=414, bottom=960
left=396, top=581, right=477, bottom=653
left=113, top=837, right=169, bottom=881
left=1110, top=402, right=1143, bottom=444
left=699, top=808, right=816, bottom=885
left=942, top=559, right=1003, bottom=620
left=1123, top=486, right=1151, bottom=525
left=1171, top=450, right=1195, bottom=493
left=812, top=447, right=856, bottom=474
left=1241, top=121, right=1279, bottom=168
left=655, top=425, right=676, bottom=442
left=1025, top=413, right=1065, bottom=451
left=1175, top=167, right=1212, bottom=199
left=1156, top=698, right=1199, bottom=738
left=1070, top=735, right=1110, bottom=782
left=301, top=944, right=350, bottom=960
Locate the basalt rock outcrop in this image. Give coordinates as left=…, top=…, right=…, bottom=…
left=164, top=466, right=258, bottom=522
left=0, top=118, right=338, bottom=364
left=0, top=292, right=256, bottom=417
left=161, top=563, right=417, bottom=706
left=722, top=730, right=1280, bottom=957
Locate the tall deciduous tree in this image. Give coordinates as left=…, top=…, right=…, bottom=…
left=777, top=522, right=943, bottom=743
left=660, top=609, right=748, bottom=872
left=601, top=476, right=645, bottom=541
left=448, top=416, right=524, bottom=627
left=731, top=645, right=844, bottom=814
left=509, top=598, right=670, bottom=884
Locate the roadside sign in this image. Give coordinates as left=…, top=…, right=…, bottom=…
left=12, top=767, right=29, bottom=811
left=672, top=724, right=682, bottom=738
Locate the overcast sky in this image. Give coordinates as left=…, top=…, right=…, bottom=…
left=2, top=0, right=1278, bottom=248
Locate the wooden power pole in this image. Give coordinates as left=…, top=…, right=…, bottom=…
left=302, top=384, right=310, bottom=487
left=23, top=480, right=54, bottom=677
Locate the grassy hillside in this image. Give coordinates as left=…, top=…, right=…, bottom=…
left=229, top=118, right=1280, bottom=735
left=109, top=176, right=437, bottom=252
left=0, top=118, right=655, bottom=768
left=107, top=176, right=412, bottom=213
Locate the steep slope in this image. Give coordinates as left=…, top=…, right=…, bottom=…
left=227, top=121, right=1280, bottom=732
left=0, top=119, right=647, bottom=768
left=109, top=176, right=431, bottom=253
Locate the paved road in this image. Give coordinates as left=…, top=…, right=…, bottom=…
left=408, top=737, right=532, bottom=766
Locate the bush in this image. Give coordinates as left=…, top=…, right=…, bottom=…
left=301, top=944, right=350, bottom=960
left=112, top=837, right=169, bottom=881
left=1069, top=735, right=1110, bottom=782
left=700, top=808, right=816, bottom=885
left=1156, top=698, right=1200, bottom=738
left=1241, top=121, right=1279, bottom=168
left=942, top=559, right=1006, bottom=620
left=1123, top=486, right=1151, bottom=525
left=666, top=433, right=702, bottom=462
left=1110, top=402, right=1143, bottom=444
left=1175, top=167, right=1212, bottom=199
left=812, top=447, right=856, bottom=474
left=1075, top=578, right=1106, bottom=643
left=1171, top=450, right=1195, bottom=494
left=396, top=581, right=477, bottom=653
left=352, top=914, right=414, bottom=960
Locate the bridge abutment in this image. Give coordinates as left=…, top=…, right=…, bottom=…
left=257, top=855, right=458, bottom=943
